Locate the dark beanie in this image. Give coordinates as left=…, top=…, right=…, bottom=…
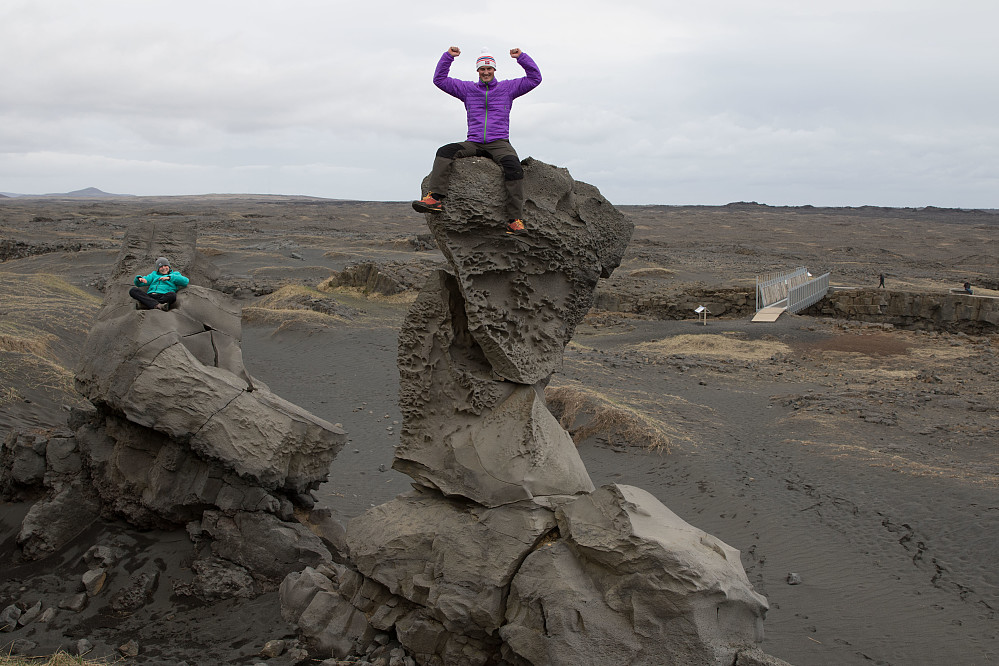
left=155, top=257, right=170, bottom=268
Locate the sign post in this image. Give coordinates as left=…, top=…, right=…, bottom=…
left=694, top=305, right=709, bottom=326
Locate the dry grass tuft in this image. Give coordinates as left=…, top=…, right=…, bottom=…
left=545, top=384, right=675, bottom=452
left=317, top=283, right=418, bottom=305
left=0, top=272, right=100, bottom=409
left=635, top=334, right=790, bottom=362
left=0, top=333, right=50, bottom=357
left=0, top=651, right=117, bottom=665
left=628, top=267, right=676, bottom=279
left=241, top=285, right=358, bottom=328
left=241, top=306, right=342, bottom=327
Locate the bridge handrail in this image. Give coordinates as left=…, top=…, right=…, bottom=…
left=787, top=272, right=830, bottom=313
left=756, top=267, right=810, bottom=310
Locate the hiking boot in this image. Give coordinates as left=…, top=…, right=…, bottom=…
left=412, top=193, right=444, bottom=214
left=506, top=219, right=526, bottom=234
left=156, top=303, right=169, bottom=311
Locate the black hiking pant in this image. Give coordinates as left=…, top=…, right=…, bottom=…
left=426, top=139, right=525, bottom=220
left=129, top=287, right=177, bottom=310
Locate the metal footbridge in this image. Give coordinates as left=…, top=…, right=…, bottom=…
left=753, top=267, right=830, bottom=322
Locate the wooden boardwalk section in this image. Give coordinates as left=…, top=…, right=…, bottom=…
left=752, top=304, right=786, bottom=322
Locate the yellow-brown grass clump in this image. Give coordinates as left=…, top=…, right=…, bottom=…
left=0, top=651, right=114, bottom=665
left=0, top=273, right=100, bottom=410
left=545, top=384, right=675, bottom=452
left=635, top=334, right=790, bottom=362
left=241, top=284, right=348, bottom=328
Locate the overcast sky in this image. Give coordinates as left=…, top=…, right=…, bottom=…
left=2, top=0, right=997, bottom=207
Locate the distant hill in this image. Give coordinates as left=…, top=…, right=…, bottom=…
left=58, top=187, right=133, bottom=198
left=0, top=187, right=133, bottom=198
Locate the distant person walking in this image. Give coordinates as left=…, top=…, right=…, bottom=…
left=963, top=281, right=973, bottom=295
left=412, top=46, right=542, bottom=234
left=129, top=257, right=189, bottom=311
left=878, top=273, right=886, bottom=288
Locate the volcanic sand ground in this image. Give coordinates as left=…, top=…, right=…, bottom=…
left=1, top=195, right=997, bottom=665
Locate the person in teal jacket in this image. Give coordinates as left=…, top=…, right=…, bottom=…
left=129, top=256, right=189, bottom=311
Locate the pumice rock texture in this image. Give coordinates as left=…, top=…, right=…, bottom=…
left=423, top=157, right=632, bottom=385
left=282, top=159, right=778, bottom=665
left=394, top=157, right=631, bottom=507
left=395, top=269, right=594, bottom=507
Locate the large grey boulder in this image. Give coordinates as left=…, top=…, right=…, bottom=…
left=346, top=487, right=559, bottom=635
left=200, top=510, right=332, bottom=580
left=16, top=483, right=101, bottom=560
left=74, top=409, right=295, bottom=527
left=73, top=221, right=344, bottom=517
left=501, top=484, right=769, bottom=666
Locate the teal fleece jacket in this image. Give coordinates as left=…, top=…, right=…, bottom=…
left=134, top=270, right=189, bottom=295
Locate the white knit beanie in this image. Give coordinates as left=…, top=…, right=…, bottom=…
left=476, top=47, right=497, bottom=70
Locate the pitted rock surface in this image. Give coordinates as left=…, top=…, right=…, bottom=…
left=422, top=157, right=632, bottom=385
left=395, top=270, right=593, bottom=506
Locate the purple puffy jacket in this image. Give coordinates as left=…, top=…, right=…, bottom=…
left=433, top=51, right=542, bottom=144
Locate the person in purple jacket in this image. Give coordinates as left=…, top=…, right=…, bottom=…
left=412, top=46, right=542, bottom=234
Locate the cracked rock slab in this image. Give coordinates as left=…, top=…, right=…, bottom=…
left=346, top=487, right=558, bottom=635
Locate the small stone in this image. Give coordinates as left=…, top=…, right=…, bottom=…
left=373, top=632, right=390, bottom=646
left=76, top=638, right=94, bottom=656
left=119, top=639, right=140, bottom=658
left=786, top=572, right=803, bottom=585
left=82, top=568, right=108, bottom=596
left=8, top=638, right=37, bottom=655
left=0, top=604, right=22, bottom=632
left=186, top=520, right=205, bottom=542
left=110, top=569, right=159, bottom=612
left=84, top=545, right=117, bottom=568
left=59, top=593, right=88, bottom=612
left=18, top=600, right=42, bottom=626
left=260, top=639, right=286, bottom=658
left=38, top=607, right=57, bottom=623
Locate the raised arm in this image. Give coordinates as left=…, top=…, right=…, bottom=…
left=433, top=48, right=468, bottom=100
left=509, top=49, right=542, bottom=97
